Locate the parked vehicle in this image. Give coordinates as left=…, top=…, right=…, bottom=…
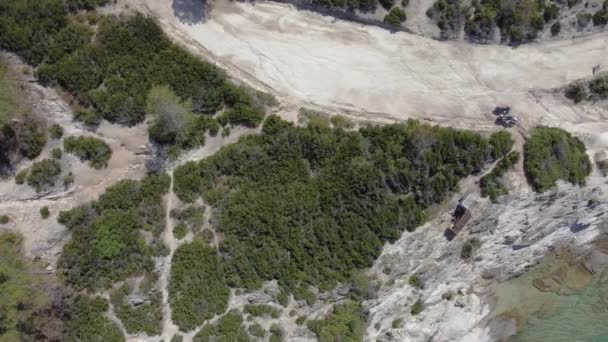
left=496, top=114, right=518, bottom=127
left=493, top=106, right=511, bottom=115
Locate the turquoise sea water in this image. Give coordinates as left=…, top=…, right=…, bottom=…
left=510, top=270, right=608, bottom=342
left=488, top=251, right=608, bottom=342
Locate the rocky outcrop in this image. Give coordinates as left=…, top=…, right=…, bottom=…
left=364, top=176, right=608, bottom=341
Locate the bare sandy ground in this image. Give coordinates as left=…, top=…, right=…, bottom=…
left=128, top=0, right=607, bottom=144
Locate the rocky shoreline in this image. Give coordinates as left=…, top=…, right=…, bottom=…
left=364, top=175, right=608, bottom=341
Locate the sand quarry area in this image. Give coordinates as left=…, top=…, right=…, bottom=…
left=129, top=0, right=608, bottom=148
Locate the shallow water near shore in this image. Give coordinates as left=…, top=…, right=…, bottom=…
left=488, top=251, right=608, bottom=342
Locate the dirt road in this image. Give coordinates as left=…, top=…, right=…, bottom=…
left=129, top=0, right=607, bottom=142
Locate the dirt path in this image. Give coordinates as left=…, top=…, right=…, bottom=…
left=127, top=0, right=607, bottom=143
left=157, top=170, right=181, bottom=342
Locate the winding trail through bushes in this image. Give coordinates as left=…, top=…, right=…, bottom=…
left=158, top=170, right=181, bottom=341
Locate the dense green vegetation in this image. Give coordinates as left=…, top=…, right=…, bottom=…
left=0, top=57, right=48, bottom=174
left=58, top=173, right=170, bottom=289
left=171, top=205, right=205, bottom=232
left=488, top=131, right=514, bottom=159
left=480, top=151, right=520, bottom=201
left=303, top=0, right=379, bottom=13
left=51, top=147, right=63, bottom=159
left=173, top=116, right=506, bottom=294
left=426, top=0, right=464, bottom=38
left=384, top=7, right=407, bottom=25
left=49, top=123, right=64, bottom=139
left=110, top=276, right=162, bottom=335
left=0, top=233, right=58, bottom=341
left=63, top=295, right=124, bottom=342
left=170, top=239, right=230, bottom=331
left=593, top=1, right=608, bottom=25
left=0, top=59, right=17, bottom=125
left=243, top=304, right=281, bottom=318
left=64, top=136, right=112, bottom=168
left=307, top=301, right=365, bottom=342
left=427, top=0, right=564, bottom=43
left=0, top=0, right=273, bottom=158
left=193, top=310, right=250, bottom=342
left=523, top=127, right=591, bottom=192
left=27, top=159, right=61, bottom=192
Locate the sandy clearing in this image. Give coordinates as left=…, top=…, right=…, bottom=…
left=128, top=0, right=607, bottom=141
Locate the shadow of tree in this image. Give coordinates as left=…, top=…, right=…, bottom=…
left=172, top=0, right=210, bottom=24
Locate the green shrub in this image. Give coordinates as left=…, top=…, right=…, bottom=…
left=170, top=239, right=230, bottom=331
left=146, top=85, right=190, bottom=145
left=193, top=310, right=249, bottom=342
left=173, top=119, right=495, bottom=291
left=466, top=0, right=557, bottom=44
left=244, top=304, right=281, bottom=318
left=565, top=83, right=588, bottom=103
left=51, top=147, right=63, bottom=159
left=589, top=76, right=608, bottom=98
left=384, top=7, right=407, bottom=25
left=577, top=12, right=593, bottom=27
left=330, top=115, right=354, bottom=129
left=64, top=136, right=112, bottom=169
left=392, top=318, right=404, bottom=328
left=0, top=233, right=63, bottom=341
left=461, top=237, right=482, bottom=259
left=428, top=0, right=465, bottom=39
left=58, top=173, right=170, bottom=289
left=550, top=21, right=561, bottom=36
left=307, top=301, right=364, bottom=342
left=18, top=119, right=47, bottom=159
left=40, top=206, right=50, bottom=219
left=217, top=103, right=265, bottom=128
left=277, top=288, right=289, bottom=307
left=299, top=108, right=330, bottom=129
left=294, top=286, right=317, bottom=306
left=488, top=131, right=513, bottom=159
left=409, top=274, right=424, bottom=289
left=74, top=108, right=102, bottom=127
left=269, top=324, right=284, bottom=342
left=63, top=171, right=74, bottom=188
left=27, top=159, right=61, bottom=192
left=523, top=127, right=591, bottom=192
left=593, top=9, right=608, bottom=26
left=411, top=298, right=424, bottom=315
left=63, top=296, right=124, bottom=342
left=171, top=335, right=184, bottom=342
left=221, top=126, right=231, bottom=137
left=248, top=323, right=266, bottom=337
left=480, top=151, right=520, bottom=201
left=111, top=281, right=162, bottom=335
left=49, top=124, right=64, bottom=139
left=171, top=205, right=205, bottom=233
left=173, top=223, right=188, bottom=240
left=15, top=169, right=28, bottom=184
left=379, top=0, right=395, bottom=10
left=0, top=215, right=9, bottom=224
